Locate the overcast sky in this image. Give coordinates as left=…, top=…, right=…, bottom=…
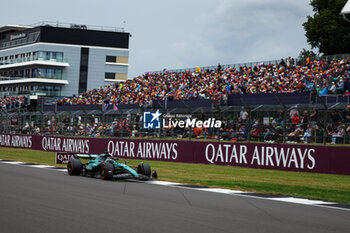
left=1, top=0, right=313, bottom=78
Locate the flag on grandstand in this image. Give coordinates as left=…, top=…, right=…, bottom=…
left=341, top=0, right=350, bottom=15
left=306, top=83, right=314, bottom=91
left=196, top=66, right=201, bottom=73
left=113, top=103, right=118, bottom=111
left=320, top=87, right=327, bottom=95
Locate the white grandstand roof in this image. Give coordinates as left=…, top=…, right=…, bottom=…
left=341, top=0, right=350, bottom=15
left=0, top=25, right=31, bottom=34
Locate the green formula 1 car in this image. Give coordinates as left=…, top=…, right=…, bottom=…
left=67, top=152, right=157, bottom=180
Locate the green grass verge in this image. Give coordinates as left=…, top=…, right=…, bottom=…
left=1, top=147, right=350, bottom=203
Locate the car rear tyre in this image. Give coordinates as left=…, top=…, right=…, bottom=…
left=100, top=163, right=114, bottom=180
left=68, top=158, right=82, bottom=175
left=138, top=162, right=151, bottom=177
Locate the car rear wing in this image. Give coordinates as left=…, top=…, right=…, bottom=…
left=75, top=154, right=98, bottom=159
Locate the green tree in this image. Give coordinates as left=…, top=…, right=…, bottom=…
left=298, top=48, right=317, bottom=60
left=303, top=0, right=350, bottom=55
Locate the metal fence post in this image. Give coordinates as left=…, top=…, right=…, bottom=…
left=323, top=108, right=328, bottom=145
left=239, top=98, right=251, bottom=142
left=6, top=111, right=10, bottom=133
left=275, top=95, right=287, bottom=143
left=40, top=98, right=44, bottom=133
left=316, top=95, right=328, bottom=145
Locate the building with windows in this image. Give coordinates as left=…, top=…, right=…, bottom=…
left=0, top=22, right=130, bottom=97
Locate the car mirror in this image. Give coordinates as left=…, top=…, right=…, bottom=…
left=152, top=170, right=158, bottom=179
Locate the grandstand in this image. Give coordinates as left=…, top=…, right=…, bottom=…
left=1, top=55, right=350, bottom=145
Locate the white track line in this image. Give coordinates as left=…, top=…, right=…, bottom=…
left=148, top=180, right=182, bottom=186
left=197, top=188, right=246, bottom=194
left=55, top=168, right=67, bottom=172
left=268, top=197, right=336, bottom=205
left=29, top=165, right=56, bottom=169
left=1, top=161, right=25, bottom=165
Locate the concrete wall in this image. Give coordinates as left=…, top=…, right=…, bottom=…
left=87, top=47, right=129, bottom=92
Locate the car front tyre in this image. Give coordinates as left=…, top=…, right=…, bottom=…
left=138, top=162, right=151, bottom=177
left=100, top=163, right=114, bottom=180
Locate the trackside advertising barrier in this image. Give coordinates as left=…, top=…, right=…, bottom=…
left=0, top=133, right=350, bottom=175
left=55, top=152, right=75, bottom=164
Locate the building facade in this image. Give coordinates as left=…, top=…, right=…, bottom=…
left=0, top=22, right=130, bottom=97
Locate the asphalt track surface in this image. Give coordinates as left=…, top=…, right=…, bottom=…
left=1, top=163, right=350, bottom=233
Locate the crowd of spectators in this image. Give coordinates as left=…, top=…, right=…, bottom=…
left=8, top=114, right=139, bottom=138
left=53, top=57, right=350, bottom=106
left=0, top=95, right=29, bottom=110
left=1, top=57, right=350, bottom=108
left=3, top=104, right=350, bottom=144
left=215, top=106, right=350, bottom=144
